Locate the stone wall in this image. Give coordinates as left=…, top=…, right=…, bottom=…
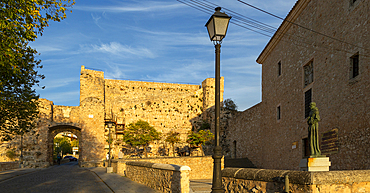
left=222, top=167, right=370, bottom=193
left=104, top=78, right=205, bottom=156
left=0, top=162, right=19, bottom=171
left=0, top=65, right=222, bottom=168
left=115, top=156, right=222, bottom=180
left=226, top=0, right=370, bottom=170
left=225, top=103, right=262, bottom=165
left=126, top=161, right=190, bottom=193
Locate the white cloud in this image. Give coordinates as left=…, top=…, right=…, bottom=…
left=81, top=42, right=156, bottom=58
left=40, top=91, right=80, bottom=105
left=91, top=13, right=103, bottom=30
left=41, top=77, right=79, bottom=90
left=74, top=2, right=185, bottom=13
left=33, top=45, right=63, bottom=53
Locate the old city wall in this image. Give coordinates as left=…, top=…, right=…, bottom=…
left=0, top=65, right=223, bottom=167
left=226, top=103, right=263, bottom=167
left=104, top=78, right=204, bottom=156
left=227, top=0, right=370, bottom=170
left=100, top=73, right=224, bottom=157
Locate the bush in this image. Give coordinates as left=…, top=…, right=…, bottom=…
left=6, top=150, right=17, bottom=160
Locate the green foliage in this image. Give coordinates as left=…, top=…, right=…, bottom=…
left=165, top=131, right=181, bottom=157
left=71, top=139, right=79, bottom=147
left=54, top=137, right=72, bottom=156
left=199, top=121, right=211, bottom=131
left=186, top=130, right=214, bottom=148
left=5, top=150, right=17, bottom=160
left=122, top=120, right=161, bottom=158
left=223, top=98, right=237, bottom=111
left=0, top=0, right=74, bottom=140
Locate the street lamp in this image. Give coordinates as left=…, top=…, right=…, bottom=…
left=106, top=121, right=115, bottom=168
left=205, top=7, right=231, bottom=193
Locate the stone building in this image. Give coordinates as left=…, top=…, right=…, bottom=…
left=0, top=65, right=224, bottom=167
left=227, top=0, right=370, bottom=170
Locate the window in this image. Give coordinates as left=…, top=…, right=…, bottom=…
left=304, top=89, right=312, bottom=118
left=277, top=106, right=281, bottom=120
left=350, top=53, right=359, bottom=78
left=304, top=61, right=314, bottom=87
left=278, top=61, right=282, bottom=76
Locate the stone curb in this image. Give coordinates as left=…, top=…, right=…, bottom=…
left=222, top=167, right=370, bottom=185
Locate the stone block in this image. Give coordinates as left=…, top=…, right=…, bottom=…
left=106, top=167, right=113, bottom=173
left=299, top=157, right=331, bottom=171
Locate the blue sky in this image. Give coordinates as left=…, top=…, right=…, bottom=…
left=31, top=0, right=297, bottom=111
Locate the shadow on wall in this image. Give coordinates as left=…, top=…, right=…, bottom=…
left=224, top=157, right=256, bottom=168
left=188, top=104, right=236, bottom=157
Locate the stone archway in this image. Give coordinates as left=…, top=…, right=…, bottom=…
left=47, top=125, right=82, bottom=164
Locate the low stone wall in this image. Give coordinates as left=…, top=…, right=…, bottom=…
left=126, top=161, right=190, bottom=193
left=114, top=156, right=221, bottom=179
left=80, top=161, right=104, bottom=168
left=222, top=168, right=370, bottom=193
left=0, top=162, right=19, bottom=171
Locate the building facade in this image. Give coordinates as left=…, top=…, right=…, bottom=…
left=227, top=0, right=369, bottom=170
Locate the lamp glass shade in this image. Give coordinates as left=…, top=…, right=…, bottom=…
left=205, top=8, right=231, bottom=41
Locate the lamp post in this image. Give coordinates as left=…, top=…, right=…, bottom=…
left=205, top=7, right=231, bottom=193
left=20, top=134, right=23, bottom=168
left=106, top=121, right=115, bottom=168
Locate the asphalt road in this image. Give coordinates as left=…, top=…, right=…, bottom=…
left=0, top=162, right=111, bottom=193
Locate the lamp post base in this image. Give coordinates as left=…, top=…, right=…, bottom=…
left=212, top=146, right=224, bottom=193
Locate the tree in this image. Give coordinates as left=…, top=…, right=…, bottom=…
left=186, top=130, right=214, bottom=156
left=223, top=98, right=237, bottom=111
left=54, top=137, right=72, bottom=157
left=71, top=139, right=79, bottom=147
left=0, top=0, right=75, bottom=140
left=122, top=120, right=161, bottom=158
left=165, top=131, right=181, bottom=157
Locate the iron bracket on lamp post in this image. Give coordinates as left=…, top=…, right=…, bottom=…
left=205, top=7, right=231, bottom=193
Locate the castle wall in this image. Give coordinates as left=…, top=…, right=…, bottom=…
left=0, top=64, right=224, bottom=166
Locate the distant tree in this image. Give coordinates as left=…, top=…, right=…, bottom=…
left=223, top=98, right=237, bottom=111
left=199, top=121, right=211, bottom=131
left=5, top=149, right=17, bottom=161
left=165, top=131, right=181, bottom=157
left=71, top=139, right=79, bottom=147
left=186, top=130, right=214, bottom=156
left=0, top=0, right=74, bottom=141
left=122, top=120, right=161, bottom=158
left=54, top=137, right=72, bottom=157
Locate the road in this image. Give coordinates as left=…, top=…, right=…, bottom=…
left=0, top=162, right=111, bottom=193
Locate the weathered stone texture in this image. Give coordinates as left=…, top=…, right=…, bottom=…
left=222, top=168, right=370, bottom=193
left=226, top=0, right=370, bottom=170
left=0, top=65, right=223, bottom=167
left=0, top=162, right=18, bottom=171
left=126, top=161, right=190, bottom=193
left=114, top=156, right=222, bottom=180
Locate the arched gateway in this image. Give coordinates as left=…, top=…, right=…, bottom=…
left=47, top=125, right=82, bottom=164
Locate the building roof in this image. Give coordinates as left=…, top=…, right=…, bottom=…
left=256, top=0, right=311, bottom=64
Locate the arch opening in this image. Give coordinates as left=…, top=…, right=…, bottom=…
left=47, top=125, right=82, bottom=165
